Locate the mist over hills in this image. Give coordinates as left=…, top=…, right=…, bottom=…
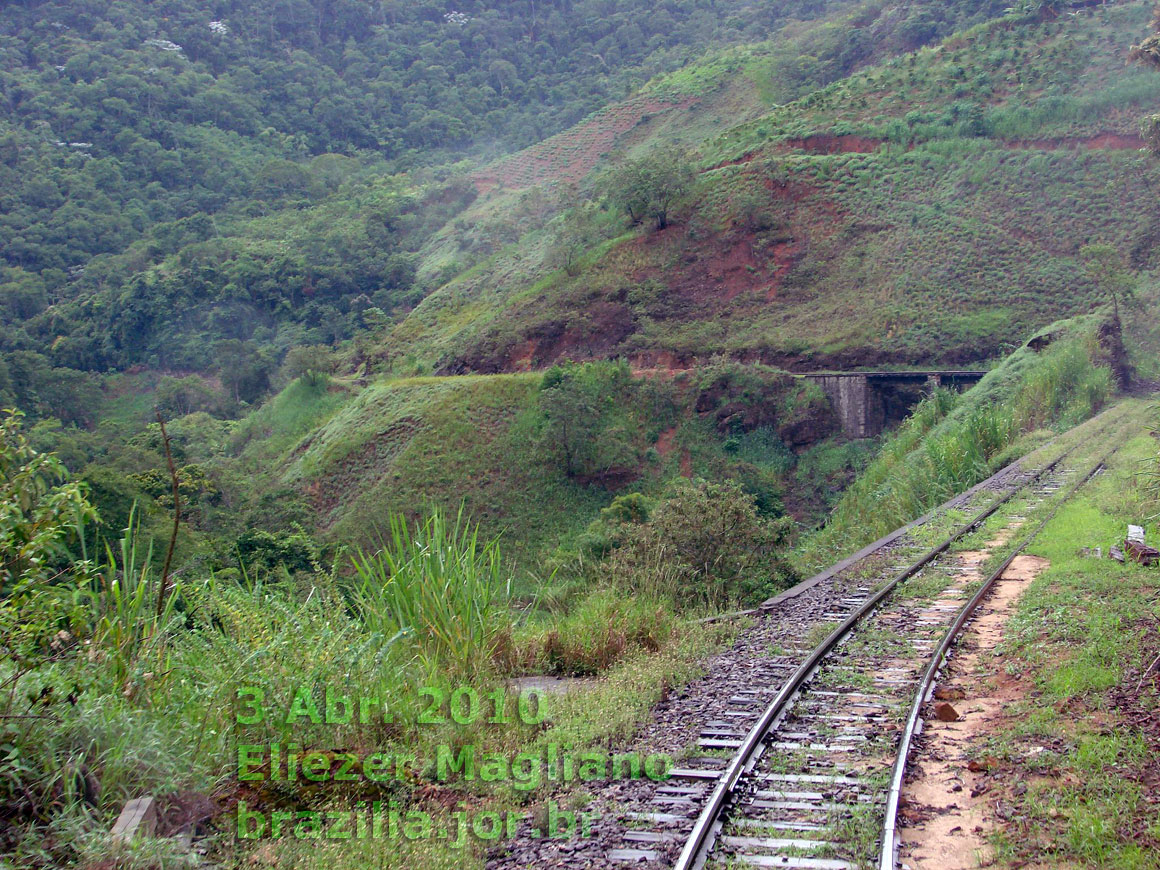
left=2, top=0, right=1017, bottom=411
left=3, top=3, right=1160, bottom=866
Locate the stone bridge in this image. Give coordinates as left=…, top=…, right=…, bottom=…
left=801, top=370, right=988, bottom=439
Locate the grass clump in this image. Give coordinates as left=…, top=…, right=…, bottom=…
left=350, top=506, right=512, bottom=677
left=502, top=590, right=680, bottom=677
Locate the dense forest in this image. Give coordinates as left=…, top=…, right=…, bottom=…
left=0, top=0, right=1013, bottom=419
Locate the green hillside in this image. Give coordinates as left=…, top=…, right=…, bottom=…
left=7, top=0, right=1156, bottom=579
left=386, top=0, right=1160, bottom=372
left=225, top=360, right=847, bottom=575
left=5, top=2, right=1160, bottom=867
left=2, top=0, right=1015, bottom=414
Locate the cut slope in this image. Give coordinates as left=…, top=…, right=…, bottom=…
left=385, top=1, right=1160, bottom=375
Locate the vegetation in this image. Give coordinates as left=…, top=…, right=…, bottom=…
left=349, top=507, right=511, bottom=676
left=385, top=0, right=1160, bottom=373
left=1131, top=0, right=1160, bottom=154
left=0, top=410, right=96, bottom=671
left=604, top=477, right=796, bottom=609
left=602, top=146, right=696, bottom=230
left=797, top=317, right=1117, bottom=574
left=1080, top=243, right=1137, bottom=324
left=0, top=417, right=730, bottom=867
left=2, top=0, right=1157, bottom=865
left=978, top=406, right=1160, bottom=868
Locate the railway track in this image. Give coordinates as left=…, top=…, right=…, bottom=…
left=602, top=406, right=1135, bottom=870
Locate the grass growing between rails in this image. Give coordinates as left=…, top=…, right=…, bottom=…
left=795, top=317, right=1117, bottom=576
left=976, top=405, right=1160, bottom=868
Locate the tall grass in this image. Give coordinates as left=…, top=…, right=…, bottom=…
left=88, top=505, right=182, bottom=692
left=1013, top=338, right=1111, bottom=430
left=1134, top=406, right=1160, bottom=520
left=498, top=590, right=680, bottom=677
left=349, top=507, right=513, bottom=676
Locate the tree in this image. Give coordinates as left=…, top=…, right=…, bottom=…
left=281, top=344, right=337, bottom=387
left=538, top=361, right=638, bottom=480
left=548, top=202, right=604, bottom=276
left=603, top=146, right=696, bottom=230
left=254, top=158, right=317, bottom=201
left=215, top=340, right=274, bottom=404
left=155, top=375, right=225, bottom=417
left=1079, top=243, right=1136, bottom=323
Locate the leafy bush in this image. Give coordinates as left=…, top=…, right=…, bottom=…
left=573, top=492, right=657, bottom=560
left=606, top=477, right=796, bottom=609
left=235, top=526, right=321, bottom=574
left=0, top=411, right=96, bottom=670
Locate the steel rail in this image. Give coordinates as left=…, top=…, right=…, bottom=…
left=700, top=432, right=1069, bottom=626
left=878, top=423, right=1134, bottom=870
left=670, top=432, right=1091, bottom=870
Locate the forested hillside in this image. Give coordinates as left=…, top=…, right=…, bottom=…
left=4, top=2, right=1160, bottom=867
left=1, top=0, right=1013, bottom=419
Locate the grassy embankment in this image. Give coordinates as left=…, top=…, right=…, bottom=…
left=231, top=360, right=849, bottom=577
left=795, top=316, right=1118, bottom=575
left=966, top=402, right=1160, bottom=868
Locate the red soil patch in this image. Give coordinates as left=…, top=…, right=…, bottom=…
left=765, top=238, right=803, bottom=301
left=654, top=426, right=678, bottom=458
left=473, top=94, right=700, bottom=194
left=508, top=339, right=537, bottom=371
left=679, top=449, right=693, bottom=478
left=1006, top=133, right=1145, bottom=151
left=629, top=350, right=691, bottom=376
left=702, top=236, right=761, bottom=302
left=490, top=300, right=636, bottom=372
left=785, top=133, right=884, bottom=154
left=1082, top=132, right=1144, bottom=150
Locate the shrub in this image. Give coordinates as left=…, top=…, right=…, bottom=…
left=537, top=360, right=641, bottom=480
left=605, top=478, right=796, bottom=610
left=0, top=410, right=96, bottom=671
